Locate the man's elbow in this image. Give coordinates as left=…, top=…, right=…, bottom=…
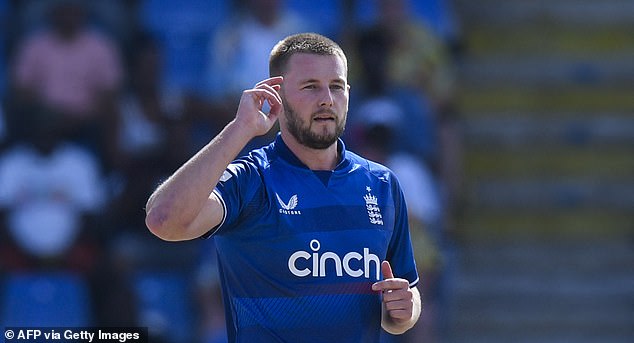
left=145, top=206, right=184, bottom=242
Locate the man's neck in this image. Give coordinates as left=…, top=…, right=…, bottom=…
left=280, top=132, right=339, bottom=171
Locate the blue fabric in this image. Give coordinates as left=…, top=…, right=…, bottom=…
left=1, top=272, right=92, bottom=327
left=134, top=271, right=194, bottom=343
left=207, top=134, right=419, bottom=342
left=139, top=0, right=229, bottom=91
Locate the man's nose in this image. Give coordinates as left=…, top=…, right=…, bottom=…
left=319, top=88, right=334, bottom=107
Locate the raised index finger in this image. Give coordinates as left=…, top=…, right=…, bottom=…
left=381, top=261, right=394, bottom=279
left=255, top=76, right=284, bottom=88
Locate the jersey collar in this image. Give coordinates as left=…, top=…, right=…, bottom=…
left=273, top=133, right=351, bottom=171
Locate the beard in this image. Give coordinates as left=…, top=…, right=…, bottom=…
left=284, top=102, right=346, bottom=150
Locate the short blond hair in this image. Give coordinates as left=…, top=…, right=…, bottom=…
left=269, top=32, right=348, bottom=77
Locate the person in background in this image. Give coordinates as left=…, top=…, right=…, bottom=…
left=354, top=102, right=444, bottom=343
left=0, top=109, right=106, bottom=273
left=0, top=101, right=6, bottom=150
left=109, top=32, right=187, bottom=235
left=347, top=21, right=462, bottom=343
left=9, top=0, right=123, bottom=169
left=373, top=0, right=464, bottom=226
left=375, top=0, right=457, bottom=116
left=200, top=0, right=312, bottom=153
left=347, top=26, right=438, bottom=168
left=194, top=238, right=228, bottom=343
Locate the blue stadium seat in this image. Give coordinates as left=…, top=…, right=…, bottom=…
left=134, top=271, right=194, bottom=343
left=353, top=0, right=459, bottom=41
left=0, top=272, right=93, bottom=327
left=140, top=0, right=228, bottom=33
left=410, top=0, right=460, bottom=42
left=286, top=0, right=343, bottom=39
left=139, top=0, right=229, bottom=92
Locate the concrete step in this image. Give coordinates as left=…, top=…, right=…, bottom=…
left=468, top=178, right=634, bottom=210
left=460, top=110, right=634, bottom=120
left=463, top=114, right=634, bottom=147
left=456, top=239, right=634, bottom=276
left=458, top=86, right=634, bottom=112
left=459, top=55, right=634, bottom=87
left=465, top=146, right=634, bottom=179
left=448, top=239, right=634, bottom=342
left=454, top=0, right=634, bottom=27
left=450, top=315, right=633, bottom=343
left=452, top=299, right=633, bottom=333
left=456, top=209, right=633, bottom=238
left=465, top=25, right=634, bottom=59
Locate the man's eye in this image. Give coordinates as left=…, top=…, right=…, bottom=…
left=303, top=85, right=316, bottom=90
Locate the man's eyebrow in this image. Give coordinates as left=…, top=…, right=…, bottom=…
left=299, top=78, right=346, bottom=84
left=300, top=78, right=319, bottom=84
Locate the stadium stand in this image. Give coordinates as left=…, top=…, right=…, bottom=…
left=1, top=272, right=93, bottom=327
left=133, top=271, right=194, bottom=343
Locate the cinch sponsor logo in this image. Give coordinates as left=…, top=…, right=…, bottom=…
left=288, top=239, right=381, bottom=280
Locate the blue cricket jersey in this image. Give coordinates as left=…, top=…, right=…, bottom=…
left=207, top=134, right=419, bottom=343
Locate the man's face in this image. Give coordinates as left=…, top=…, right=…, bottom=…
left=279, top=53, right=350, bottom=150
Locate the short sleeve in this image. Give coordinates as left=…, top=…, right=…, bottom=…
left=203, top=159, right=263, bottom=237
left=386, top=176, right=420, bottom=287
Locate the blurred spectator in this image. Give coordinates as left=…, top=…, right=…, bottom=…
left=347, top=26, right=439, bottom=167
left=206, top=0, right=311, bottom=101
left=12, top=0, right=138, bottom=51
left=0, top=109, right=106, bottom=273
left=139, top=0, right=229, bottom=94
left=90, top=0, right=143, bottom=58
left=0, top=100, right=6, bottom=149
left=195, top=238, right=227, bottom=343
left=348, top=23, right=462, bottom=343
left=8, top=0, right=124, bottom=168
left=285, top=0, right=344, bottom=40
left=374, top=0, right=457, bottom=117
left=108, top=32, right=187, bottom=234
left=366, top=0, right=464, bottom=244
left=94, top=31, right=196, bottom=339
left=356, top=101, right=443, bottom=228
left=352, top=0, right=462, bottom=55
left=0, top=0, right=8, bottom=148
left=354, top=104, right=444, bottom=343
left=89, top=241, right=140, bottom=328
left=374, top=3, right=465, bottom=339
left=0, top=0, right=7, bottom=97
left=201, top=0, right=311, bottom=149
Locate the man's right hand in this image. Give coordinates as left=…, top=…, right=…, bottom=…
left=235, top=76, right=284, bottom=137
left=146, top=77, right=284, bottom=242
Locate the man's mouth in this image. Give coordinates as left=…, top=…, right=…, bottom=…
left=313, top=111, right=336, bottom=122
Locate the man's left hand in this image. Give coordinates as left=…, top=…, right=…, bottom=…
left=371, top=261, right=414, bottom=323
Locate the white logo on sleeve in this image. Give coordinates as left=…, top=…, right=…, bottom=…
left=276, top=193, right=301, bottom=215
left=219, top=163, right=242, bottom=182
left=288, top=239, right=381, bottom=280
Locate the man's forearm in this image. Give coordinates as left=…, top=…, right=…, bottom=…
left=145, top=120, right=254, bottom=241
left=145, top=76, right=282, bottom=240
